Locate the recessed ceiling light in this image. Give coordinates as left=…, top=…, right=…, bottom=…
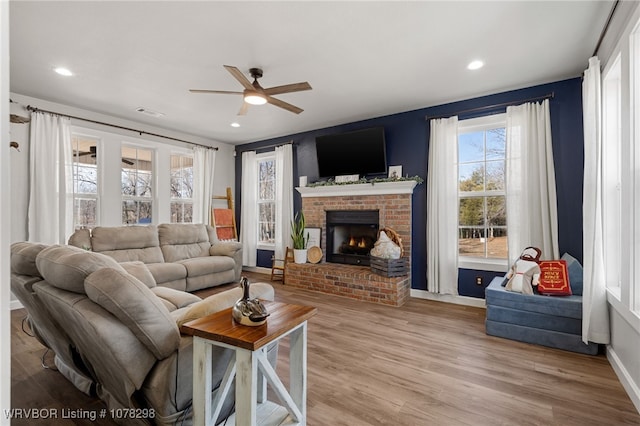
left=467, top=60, right=484, bottom=70
left=54, top=67, right=74, bottom=76
left=231, top=122, right=240, bottom=128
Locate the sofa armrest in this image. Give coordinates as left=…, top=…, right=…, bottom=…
left=209, top=242, right=243, bottom=281
left=209, top=241, right=242, bottom=257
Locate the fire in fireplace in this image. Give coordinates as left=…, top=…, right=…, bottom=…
left=326, top=210, right=379, bottom=266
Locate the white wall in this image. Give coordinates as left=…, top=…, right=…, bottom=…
left=8, top=93, right=237, bottom=302
left=597, top=0, right=640, bottom=413
left=1, top=1, right=11, bottom=422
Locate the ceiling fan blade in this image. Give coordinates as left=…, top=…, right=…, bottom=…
left=189, top=89, right=243, bottom=95
left=264, top=82, right=312, bottom=96
left=266, top=96, right=304, bottom=114
left=238, top=102, right=250, bottom=116
left=122, top=158, right=135, bottom=166
left=223, top=65, right=255, bottom=91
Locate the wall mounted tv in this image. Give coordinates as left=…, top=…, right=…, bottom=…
left=315, top=127, right=387, bottom=179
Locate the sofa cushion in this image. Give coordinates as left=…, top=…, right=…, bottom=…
left=158, top=223, right=211, bottom=262
left=36, top=245, right=126, bottom=294
left=11, top=242, right=48, bottom=277
left=91, top=225, right=164, bottom=264
left=120, top=261, right=157, bottom=288
left=175, top=282, right=275, bottom=327
left=485, top=277, right=583, bottom=319
left=67, top=228, right=92, bottom=250
left=151, top=287, right=201, bottom=310
left=178, top=256, right=235, bottom=277
left=84, top=268, right=180, bottom=360
left=146, top=262, right=187, bottom=290
left=561, top=253, right=583, bottom=296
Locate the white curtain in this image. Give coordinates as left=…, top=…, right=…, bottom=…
left=581, top=56, right=610, bottom=344
left=28, top=111, right=74, bottom=244
left=192, top=146, right=216, bottom=224
left=274, top=144, right=294, bottom=259
left=240, top=151, right=258, bottom=266
left=505, top=99, right=559, bottom=262
left=426, top=117, right=459, bottom=295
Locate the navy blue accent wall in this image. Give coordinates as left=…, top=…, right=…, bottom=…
left=235, top=77, right=584, bottom=296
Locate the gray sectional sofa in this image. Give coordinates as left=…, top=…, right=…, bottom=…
left=68, top=223, right=242, bottom=291
left=485, top=254, right=599, bottom=355
left=10, top=231, right=276, bottom=425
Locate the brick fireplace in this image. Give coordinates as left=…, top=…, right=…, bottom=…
left=286, top=181, right=417, bottom=306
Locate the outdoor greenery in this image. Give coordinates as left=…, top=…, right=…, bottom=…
left=307, top=175, right=424, bottom=187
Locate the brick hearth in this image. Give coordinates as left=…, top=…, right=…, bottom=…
left=288, top=181, right=416, bottom=306
left=286, top=262, right=411, bottom=306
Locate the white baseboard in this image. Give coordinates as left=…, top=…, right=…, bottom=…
left=607, top=345, right=640, bottom=414
left=410, top=289, right=486, bottom=308
left=10, top=299, right=23, bottom=311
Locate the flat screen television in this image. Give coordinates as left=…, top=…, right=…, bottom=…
left=315, top=127, right=387, bottom=178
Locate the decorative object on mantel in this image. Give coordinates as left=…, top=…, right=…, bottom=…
left=388, top=165, right=402, bottom=179
left=370, top=229, right=402, bottom=259
left=307, top=175, right=424, bottom=188
left=291, top=211, right=309, bottom=264
left=232, top=277, right=270, bottom=326
left=308, top=246, right=323, bottom=264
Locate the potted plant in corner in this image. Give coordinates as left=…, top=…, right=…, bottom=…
left=291, top=211, right=309, bottom=264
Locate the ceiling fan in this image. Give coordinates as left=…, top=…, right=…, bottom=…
left=75, top=146, right=135, bottom=165
left=190, top=65, right=312, bottom=115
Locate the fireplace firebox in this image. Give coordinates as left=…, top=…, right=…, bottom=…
left=326, top=210, right=379, bottom=266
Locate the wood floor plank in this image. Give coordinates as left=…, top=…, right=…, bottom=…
left=10, top=271, right=640, bottom=425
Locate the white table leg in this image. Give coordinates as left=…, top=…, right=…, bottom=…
left=289, top=323, right=307, bottom=425
left=193, top=337, right=212, bottom=426
left=257, top=347, right=267, bottom=403
left=235, top=348, right=258, bottom=426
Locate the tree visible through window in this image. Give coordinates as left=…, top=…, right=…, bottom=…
left=122, top=146, right=153, bottom=224
left=458, top=120, right=507, bottom=260
left=257, top=157, right=276, bottom=245
left=71, top=135, right=98, bottom=229
left=170, top=154, right=193, bottom=223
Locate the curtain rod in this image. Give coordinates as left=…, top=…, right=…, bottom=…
left=250, top=140, right=295, bottom=151
left=25, top=105, right=218, bottom=150
left=593, top=0, right=619, bottom=57
left=424, top=92, right=555, bottom=121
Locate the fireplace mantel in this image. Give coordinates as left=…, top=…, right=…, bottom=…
left=296, top=180, right=418, bottom=197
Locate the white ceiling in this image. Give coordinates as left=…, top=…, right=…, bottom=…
left=9, top=1, right=612, bottom=145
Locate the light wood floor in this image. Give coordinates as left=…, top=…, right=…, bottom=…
left=11, top=271, right=640, bottom=425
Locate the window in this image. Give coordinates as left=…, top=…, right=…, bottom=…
left=257, top=155, right=276, bottom=246
left=458, top=114, right=507, bottom=267
left=170, top=154, right=193, bottom=223
left=121, top=146, right=153, bottom=224
left=71, top=135, right=99, bottom=229
left=602, top=54, right=622, bottom=292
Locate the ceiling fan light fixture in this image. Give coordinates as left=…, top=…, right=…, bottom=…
left=244, top=92, right=267, bottom=105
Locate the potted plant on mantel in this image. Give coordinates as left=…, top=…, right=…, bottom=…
left=291, top=211, right=309, bottom=264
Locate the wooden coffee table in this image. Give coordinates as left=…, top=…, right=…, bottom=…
left=181, top=301, right=317, bottom=426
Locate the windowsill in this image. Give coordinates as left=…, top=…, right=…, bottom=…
left=458, top=257, right=508, bottom=273
left=256, top=243, right=275, bottom=251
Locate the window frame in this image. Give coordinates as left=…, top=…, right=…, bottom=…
left=121, top=144, right=155, bottom=225
left=169, top=152, right=194, bottom=224
left=256, top=152, right=276, bottom=250
left=457, top=113, right=508, bottom=273
left=71, top=133, right=100, bottom=230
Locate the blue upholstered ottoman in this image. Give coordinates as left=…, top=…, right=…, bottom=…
left=485, top=254, right=599, bottom=355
